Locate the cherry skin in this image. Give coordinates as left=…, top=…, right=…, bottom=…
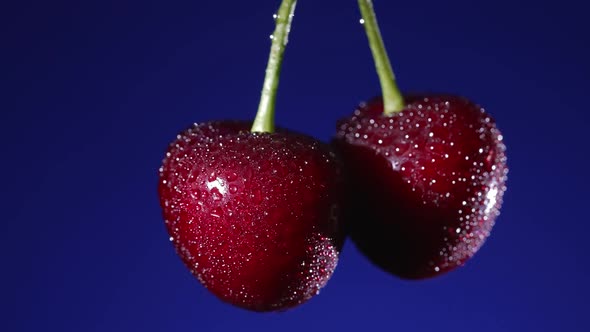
left=333, top=95, right=507, bottom=279
left=158, top=121, right=344, bottom=311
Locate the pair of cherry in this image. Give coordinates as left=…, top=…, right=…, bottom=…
left=158, top=0, right=507, bottom=312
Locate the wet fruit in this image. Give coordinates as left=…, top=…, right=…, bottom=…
left=159, top=121, right=343, bottom=311
left=333, top=0, right=508, bottom=279
left=334, top=95, right=507, bottom=279
left=157, top=0, right=343, bottom=311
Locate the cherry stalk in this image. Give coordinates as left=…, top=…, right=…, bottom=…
left=358, top=0, right=404, bottom=115
left=251, top=0, right=297, bottom=133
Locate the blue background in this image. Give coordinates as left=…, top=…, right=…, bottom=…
left=3, top=0, right=588, bottom=331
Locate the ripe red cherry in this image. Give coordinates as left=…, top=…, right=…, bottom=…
left=339, top=1, right=509, bottom=279
left=159, top=121, right=343, bottom=311
left=157, top=0, right=343, bottom=311
left=333, top=95, right=507, bottom=279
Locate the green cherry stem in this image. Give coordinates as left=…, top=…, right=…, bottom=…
left=251, top=0, right=297, bottom=133
left=358, top=0, right=404, bottom=115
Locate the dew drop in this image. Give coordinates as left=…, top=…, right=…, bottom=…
left=252, top=189, right=263, bottom=204
left=226, top=172, right=238, bottom=181
left=212, top=190, right=222, bottom=201
left=210, top=208, right=222, bottom=218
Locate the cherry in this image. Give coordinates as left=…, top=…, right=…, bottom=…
left=334, top=96, right=506, bottom=279
left=333, top=0, right=508, bottom=279
left=158, top=1, right=343, bottom=311
left=160, top=121, right=342, bottom=311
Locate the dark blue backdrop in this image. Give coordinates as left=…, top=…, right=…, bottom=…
left=3, top=0, right=588, bottom=331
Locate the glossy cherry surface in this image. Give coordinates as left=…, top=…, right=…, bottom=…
left=334, top=95, right=507, bottom=279
left=159, top=121, right=343, bottom=311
